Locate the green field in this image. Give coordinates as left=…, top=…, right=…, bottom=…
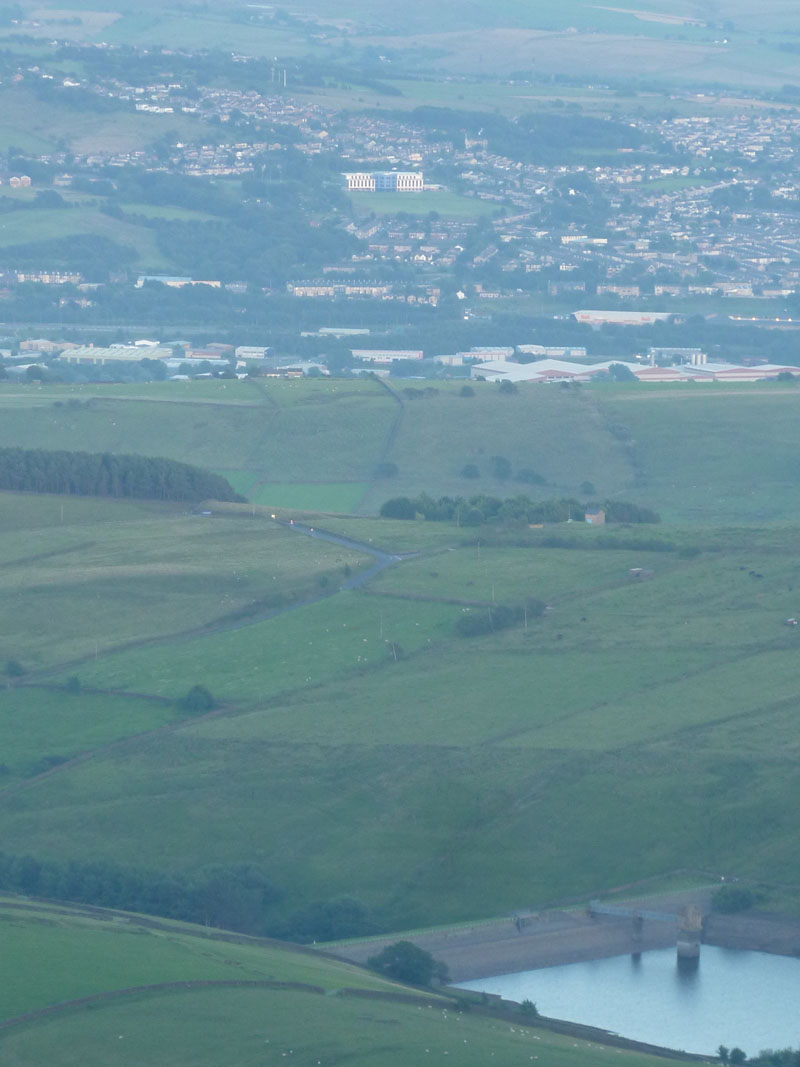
left=0, top=85, right=208, bottom=154
left=345, top=189, right=504, bottom=218
left=6, top=378, right=800, bottom=524
left=0, top=898, right=668, bottom=1067
left=0, top=380, right=397, bottom=510
left=2, top=470, right=800, bottom=929
left=0, top=202, right=171, bottom=268
left=0, top=493, right=371, bottom=672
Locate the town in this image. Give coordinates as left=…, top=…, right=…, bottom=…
left=2, top=37, right=800, bottom=367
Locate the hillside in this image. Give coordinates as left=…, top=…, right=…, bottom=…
left=0, top=896, right=671, bottom=1067
left=4, top=378, right=800, bottom=521
left=0, top=461, right=799, bottom=933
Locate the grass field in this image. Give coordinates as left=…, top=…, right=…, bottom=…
left=0, top=492, right=371, bottom=670
left=0, top=85, right=208, bottom=154
left=0, top=898, right=668, bottom=1067
left=345, top=189, right=504, bottom=218
left=248, top=481, right=369, bottom=511
left=3, top=489, right=800, bottom=929
left=1, top=379, right=800, bottom=937
left=0, top=380, right=396, bottom=505
left=0, top=203, right=171, bottom=269
left=7, top=378, right=800, bottom=523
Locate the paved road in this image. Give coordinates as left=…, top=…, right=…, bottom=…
left=27, top=518, right=412, bottom=682
left=279, top=520, right=411, bottom=590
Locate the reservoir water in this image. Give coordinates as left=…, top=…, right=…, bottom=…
left=458, top=946, right=800, bottom=1056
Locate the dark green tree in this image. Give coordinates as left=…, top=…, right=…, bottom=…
left=367, top=940, right=449, bottom=986
left=712, top=885, right=756, bottom=914
left=180, top=685, right=217, bottom=714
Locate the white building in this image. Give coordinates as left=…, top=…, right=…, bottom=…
left=60, top=345, right=173, bottom=365
left=470, top=358, right=639, bottom=384
left=574, top=310, right=674, bottom=326
left=235, top=346, right=270, bottom=360
left=344, top=171, right=424, bottom=192
left=352, top=349, right=424, bottom=364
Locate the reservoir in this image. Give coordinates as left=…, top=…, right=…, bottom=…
left=458, top=946, right=800, bottom=1056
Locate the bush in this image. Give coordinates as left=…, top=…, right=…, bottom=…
left=380, top=496, right=416, bottom=520
left=368, top=941, right=449, bottom=986
left=4, top=659, right=24, bottom=678
left=515, top=468, right=546, bottom=485
left=711, top=884, right=757, bottom=914
left=180, top=685, right=217, bottom=714
left=460, top=384, right=475, bottom=397
left=374, top=461, right=398, bottom=478
left=461, top=463, right=480, bottom=479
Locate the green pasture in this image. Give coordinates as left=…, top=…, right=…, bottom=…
left=9, top=375, right=800, bottom=521
left=0, top=490, right=172, bottom=532
left=593, top=384, right=800, bottom=522
left=0, top=86, right=206, bottom=155
left=0, top=381, right=395, bottom=492
left=59, top=590, right=457, bottom=701
left=5, top=523, right=800, bottom=923
left=0, top=498, right=370, bottom=668
left=13, top=380, right=264, bottom=403
left=0, top=956, right=665, bottom=1062
left=369, top=542, right=678, bottom=604
left=0, top=687, right=170, bottom=778
left=0, top=898, right=401, bottom=1021
left=0, top=982, right=664, bottom=1067
left=357, top=382, right=634, bottom=513
left=4, top=381, right=800, bottom=928
left=345, top=189, right=504, bottom=219
left=283, top=514, right=462, bottom=553
left=249, top=482, right=368, bottom=512
left=101, top=12, right=313, bottom=56
left=0, top=204, right=170, bottom=269
left=120, top=202, right=217, bottom=222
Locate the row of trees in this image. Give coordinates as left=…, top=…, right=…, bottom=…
left=0, top=849, right=379, bottom=942
left=0, top=853, right=282, bottom=934
left=0, top=447, right=244, bottom=503
left=380, top=494, right=660, bottom=526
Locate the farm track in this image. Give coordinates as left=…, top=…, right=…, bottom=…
left=21, top=520, right=411, bottom=683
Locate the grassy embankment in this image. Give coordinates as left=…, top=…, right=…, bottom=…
left=0, top=896, right=672, bottom=1067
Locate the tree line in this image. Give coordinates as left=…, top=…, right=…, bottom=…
left=0, top=850, right=377, bottom=942
left=380, top=493, right=660, bottom=526
left=0, top=446, right=244, bottom=503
